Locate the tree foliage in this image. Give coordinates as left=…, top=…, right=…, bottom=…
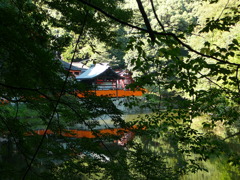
left=0, top=0, right=240, bottom=179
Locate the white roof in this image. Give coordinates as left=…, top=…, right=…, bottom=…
left=76, top=63, right=109, bottom=80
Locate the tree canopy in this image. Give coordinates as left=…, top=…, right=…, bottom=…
left=0, top=0, right=239, bottom=179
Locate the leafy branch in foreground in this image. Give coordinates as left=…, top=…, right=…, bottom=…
left=0, top=0, right=240, bottom=179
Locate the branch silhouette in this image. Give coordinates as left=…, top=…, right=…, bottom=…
left=78, top=0, right=240, bottom=66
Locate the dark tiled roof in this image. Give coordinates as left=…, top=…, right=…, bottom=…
left=60, top=59, right=88, bottom=71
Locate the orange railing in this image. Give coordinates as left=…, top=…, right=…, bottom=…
left=77, top=89, right=144, bottom=98
left=33, top=127, right=137, bottom=146
left=33, top=127, right=135, bottom=138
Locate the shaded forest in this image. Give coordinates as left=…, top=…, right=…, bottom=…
left=0, top=0, right=239, bottom=179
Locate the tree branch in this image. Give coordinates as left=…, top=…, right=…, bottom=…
left=198, top=72, right=228, bottom=92
left=53, top=98, right=128, bottom=172
left=217, top=0, right=230, bottom=20
left=136, top=0, right=155, bottom=42
left=236, top=66, right=240, bottom=93
left=224, top=131, right=240, bottom=141
left=149, top=0, right=165, bottom=32
left=22, top=9, right=89, bottom=180
left=77, top=0, right=240, bottom=66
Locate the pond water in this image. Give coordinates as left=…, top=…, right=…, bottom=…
left=1, top=113, right=239, bottom=179
left=123, top=113, right=240, bottom=180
